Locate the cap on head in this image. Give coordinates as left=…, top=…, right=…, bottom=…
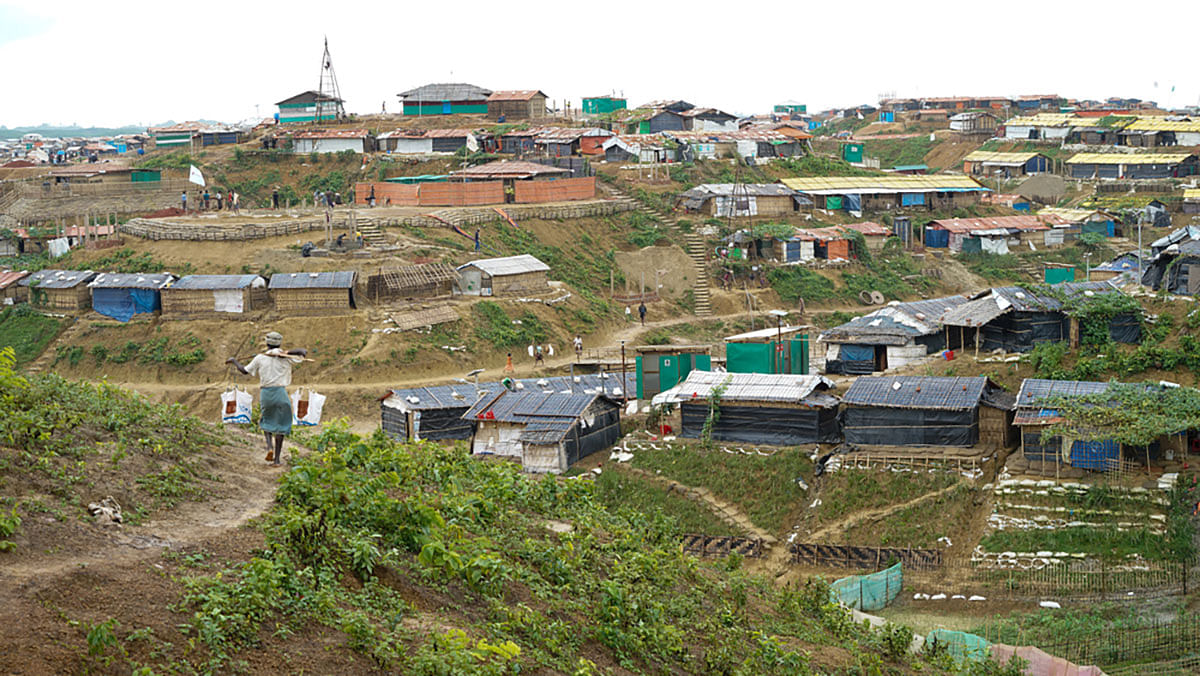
left=265, top=331, right=283, bottom=347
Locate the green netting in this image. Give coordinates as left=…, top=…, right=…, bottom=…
left=829, top=562, right=902, bottom=611
left=926, top=629, right=991, bottom=662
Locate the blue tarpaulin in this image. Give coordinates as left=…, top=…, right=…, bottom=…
left=901, top=192, right=925, bottom=206
left=1071, top=439, right=1120, bottom=470
left=845, top=194, right=862, bottom=211
left=925, top=228, right=950, bottom=248
left=839, top=344, right=874, bottom=361
left=92, top=288, right=161, bottom=322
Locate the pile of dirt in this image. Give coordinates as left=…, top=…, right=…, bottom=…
left=1016, top=174, right=1068, bottom=202
left=143, top=207, right=187, bottom=218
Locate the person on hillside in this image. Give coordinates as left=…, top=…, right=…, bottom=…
left=368, top=185, right=376, bottom=208
left=232, top=191, right=240, bottom=214
left=534, top=345, right=545, bottom=367
left=215, top=190, right=223, bottom=211
left=638, top=301, right=647, bottom=326
left=202, top=189, right=211, bottom=210
left=226, top=332, right=307, bottom=466
left=181, top=191, right=187, bottom=212
left=573, top=335, right=583, bottom=361
left=272, top=189, right=280, bottom=210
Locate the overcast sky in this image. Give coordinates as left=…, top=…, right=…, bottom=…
left=3, top=0, right=1199, bottom=128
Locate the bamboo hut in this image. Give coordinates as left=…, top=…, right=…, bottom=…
left=268, top=271, right=357, bottom=313
left=89, top=272, right=175, bottom=322
left=161, top=275, right=269, bottom=318
left=0, top=270, right=31, bottom=305
left=20, top=269, right=97, bottom=311
left=365, top=263, right=459, bottom=302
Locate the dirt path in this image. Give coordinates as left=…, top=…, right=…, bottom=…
left=805, top=482, right=963, bottom=542
left=619, top=465, right=777, bottom=544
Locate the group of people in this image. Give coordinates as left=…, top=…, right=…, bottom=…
left=182, top=189, right=240, bottom=214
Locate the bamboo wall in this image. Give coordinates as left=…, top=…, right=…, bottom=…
left=30, top=286, right=91, bottom=311
left=271, top=288, right=353, bottom=313
left=161, top=287, right=269, bottom=317
left=491, top=270, right=549, bottom=295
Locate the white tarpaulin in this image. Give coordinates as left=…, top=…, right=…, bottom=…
left=715, top=195, right=757, bottom=217
left=212, top=289, right=244, bottom=313
left=981, top=238, right=1009, bottom=255
left=47, top=237, right=70, bottom=258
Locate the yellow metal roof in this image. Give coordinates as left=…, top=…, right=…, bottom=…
left=1003, top=113, right=1106, bottom=128
left=1065, top=152, right=1194, bottom=165
left=1184, top=189, right=1200, bottom=200
left=1036, top=207, right=1106, bottom=221
left=1124, top=118, right=1200, bottom=132
left=780, top=175, right=985, bottom=192
left=962, top=151, right=1043, bottom=163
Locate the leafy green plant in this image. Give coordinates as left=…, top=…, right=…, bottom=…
left=0, top=505, right=20, bottom=552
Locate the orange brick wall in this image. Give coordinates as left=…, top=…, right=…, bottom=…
left=354, top=182, right=419, bottom=206
left=512, top=177, right=596, bottom=204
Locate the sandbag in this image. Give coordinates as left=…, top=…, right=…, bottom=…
left=292, top=388, right=326, bottom=426
left=221, top=387, right=253, bottom=424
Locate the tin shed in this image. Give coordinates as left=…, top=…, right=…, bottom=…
left=20, top=269, right=97, bottom=311
left=89, top=272, right=175, bottom=322
left=268, top=271, right=357, bottom=312
left=841, top=376, right=1014, bottom=448
left=455, top=254, right=550, bottom=296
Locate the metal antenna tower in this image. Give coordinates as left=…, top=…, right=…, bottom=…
left=317, top=37, right=345, bottom=119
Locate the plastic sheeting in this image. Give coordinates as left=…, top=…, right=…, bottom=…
left=981, top=237, right=1009, bottom=255
left=92, top=287, right=160, bottom=323
left=565, top=406, right=620, bottom=467
left=213, top=289, right=244, bottom=313
left=679, top=402, right=840, bottom=444
left=901, top=192, right=925, bottom=206
left=925, top=228, right=950, bottom=248
left=844, top=406, right=978, bottom=446
left=989, top=644, right=1107, bottom=676
left=1109, top=313, right=1141, bottom=343
left=826, top=344, right=876, bottom=375
left=927, top=629, right=990, bottom=662
left=845, top=194, right=862, bottom=212
left=979, top=312, right=1068, bottom=353
left=47, top=237, right=70, bottom=258
left=829, top=563, right=902, bottom=611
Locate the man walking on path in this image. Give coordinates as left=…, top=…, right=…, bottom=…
left=272, top=189, right=280, bottom=210
left=181, top=191, right=188, bottom=212
left=638, top=302, right=647, bottom=326
left=573, top=335, right=583, bottom=361
left=232, top=191, right=240, bottom=214
left=226, top=331, right=307, bottom=466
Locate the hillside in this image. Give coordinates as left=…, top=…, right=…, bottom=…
left=0, top=358, right=1013, bottom=674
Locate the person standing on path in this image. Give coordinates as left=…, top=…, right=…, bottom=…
left=203, top=189, right=211, bottom=210
left=215, top=190, right=223, bottom=211
left=638, top=302, right=647, bottom=326
left=573, top=335, right=583, bottom=361
left=232, top=191, right=240, bottom=214
left=226, top=331, right=307, bottom=466
left=181, top=191, right=188, bottom=212
left=272, top=189, right=280, bottom=210
left=534, top=345, right=545, bottom=368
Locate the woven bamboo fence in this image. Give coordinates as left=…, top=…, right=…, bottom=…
left=681, top=534, right=764, bottom=558
left=789, top=543, right=943, bottom=570
left=902, top=558, right=1190, bottom=601
left=1030, top=615, right=1200, bottom=668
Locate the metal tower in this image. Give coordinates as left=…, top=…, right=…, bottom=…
left=317, top=37, right=345, bottom=120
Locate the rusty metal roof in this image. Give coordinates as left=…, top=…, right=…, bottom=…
left=839, top=222, right=891, bottom=236
left=487, top=90, right=545, bottom=102
left=453, top=160, right=568, bottom=179
left=0, top=270, right=30, bottom=289
left=927, top=215, right=1058, bottom=233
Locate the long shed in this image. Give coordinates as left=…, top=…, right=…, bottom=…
left=463, top=390, right=621, bottom=474
left=161, top=274, right=268, bottom=317
left=20, top=269, right=97, bottom=311
left=455, top=254, right=550, bottom=296
left=486, top=90, right=548, bottom=121
left=654, top=371, right=840, bottom=445
left=89, top=272, right=175, bottom=322
left=841, top=376, right=1014, bottom=448
left=268, top=271, right=357, bottom=312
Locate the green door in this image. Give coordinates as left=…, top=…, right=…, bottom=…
left=695, top=354, right=712, bottom=371
left=1045, top=267, right=1076, bottom=284
left=635, top=356, right=644, bottom=399
left=726, top=343, right=772, bottom=373
left=790, top=337, right=809, bottom=375
left=659, top=355, right=680, bottom=392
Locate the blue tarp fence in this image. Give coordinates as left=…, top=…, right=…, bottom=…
left=829, top=562, right=902, bottom=611
left=92, top=288, right=160, bottom=323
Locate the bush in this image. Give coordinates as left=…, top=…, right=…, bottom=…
left=767, top=267, right=835, bottom=303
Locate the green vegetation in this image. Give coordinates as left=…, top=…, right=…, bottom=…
left=160, top=425, right=988, bottom=674
left=979, top=526, right=1171, bottom=562
left=776, top=154, right=879, bottom=177
left=841, top=484, right=973, bottom=548
left=594, top=469, right=736, bottom=536
left=471, top=301, right=550, bottom=349
left=630, top=446, right=812, bottom=535
left=864, top=137, right=936, bottom=169
left=838, top=246, right=935, bottom=302
left=491, top=220, right=619, bottom=317
left=813, top=310, right=864, bottom=328
left=970, top=603, right=1182, bottom=648
left=0, top=304, right=64, bottom=367
left=135, top=151, right=197, bottom=171
left=73, top=335, right=207, bottom=368
left=83, top=247, right=191, bottom=275
left=1028, top=334, right=1200, bottom=382
left=626, top=211, right=665, bottom=247
left=1041, top=382, right=1200, bottom=447
left=768, top=267, right=837, bottom=303
left=812, top=470, right=959, bottom=527
left=0, top=347, right=221, bottom=525
left=960, top=252, right=1025, bottom=282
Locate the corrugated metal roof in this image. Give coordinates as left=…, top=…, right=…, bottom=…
left=1036, top=207, right=1112, bottom=222
left=1066, top=152, right=1193, bottom=165
left=962, top=151, right=1045, bottom=164
left=1003, top=114, right=1107, bottom=129
left=397, top=83, right=492, bottom=101
left=1125, top=118, right=1200, bottom=132
left=1017, top=378, right=1113, bottom=405
left=839, top=221, right=891, bottom=236
left=822, top=296, right=967, bottom=343
left=842, top=376, right=989, bottom=410
left=275, top=90, right=342, bottom=106
left=453, top=160, right=568, bottom=178
left=780, top=175, right=986, bottom=194
left=945, top=281, right=1121, bottom=325
left=267, top=271, right=357, bottom=289
left=89, top=272, right=175, bottom=289
left=386, top=373, right=632, bottom=412
left=680, top=183, right=797, bottom=198
left=19, top=269, right=96, bottom=289
left=378, top=128, right=476, bottom=139
left=487, top=90, right=545, bottom=102
left=1184, top=189, right=1200, bottom=201
left=292, top=129, right=369, bottom=140
left=385, top=383, right=500, bottom=411
left=665, top=130, right=792, bottom=143
left=462, top=390, right=601, bottom=424
left=653, top=371, right=836, bottom=406
left=169, top=274, right=264, bottom=290
left=928, top=215, right=1056, bottom=233
left=724, top=325, right=809, bottom=343
left=457, top=254, right=549, bottom=277
left=0, top=270, right=30, bottom=289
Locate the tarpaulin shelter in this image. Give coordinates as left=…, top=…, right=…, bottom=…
left=20, top=269, right=96, bottom=311
left=940, top=281, right=1136, bottom=353
left=463, top=389, right=620, bottom=474
left=88, top=272, right=174, bottom=322
left=841, top=376, right=1014, bottom=448
left=653, top=371, right=839, bottom=445
left=821, top=296, right=968, bottom=375
left=1142, top=239, right=1200, bottom=296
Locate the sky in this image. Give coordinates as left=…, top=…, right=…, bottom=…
left=3, top=0, right=1200, bottom=128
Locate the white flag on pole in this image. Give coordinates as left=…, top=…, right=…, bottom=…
left=188, top=164, right=206, bottom=187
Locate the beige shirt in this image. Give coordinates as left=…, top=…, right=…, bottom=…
left=245, top=352, right=300, bottom=388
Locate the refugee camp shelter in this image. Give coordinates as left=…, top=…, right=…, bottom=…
left=634, top=345, right=712, bottom=400
left=0, top=270, right=30, bottom=304
left=89, top=272, right=175, bottom=322
left=820, top=296, right=969, bottom=375
left=780, top=176, right=988, bottom=212
left=275, top=90, right=343, bottom=124
left=582, top=95, right=627, bottom=115
left=365, top=263, right=459, bottom=301
left=452, top=160, right=569, bottom=182
left=842, top=376, right=1015, bottom=448
left=654, top=371, right=840, bottom=445
left=268, top=271, right=357, bottom=312
left=681, top=108, right=739, bottom=132
left=1088, top=252, right=1142, bottom=282
left=291, top=129, right=373, bottom=154
left=397, top=83, right=492, bottom=116
left=1014, top=379, right=1172, bottom=474
left=939, top=281, right=1137, bottom=353
left=487, top=90, right=548, bottom=121
left=602, top=135, right=673, bottom=163
left=20, top=269, right=97, bottom=311
left=678, top=184, right=803, bottom=217
left=377, top=129, right=475, bottom=155
left=1184, top=188, right=1200, bottom=215
left=949, top=112, right=998, bottom=134
left=1149, top=225, right=1200, bottom=257
left=1065, top=153, right=1198, bottom=179
left=161, top=275, right=268, bottom=317
left=382, top=383, right=497, bottom=442
left=794, top=227, right=853, bottom=260
left=724, top=325, right=809, bottom=375
left=463, top=390, right=621, bottom=474
left=1142, top=240, right=1200, bottom=295
left=961, top=151, right=1051, bottom=178
left=1036, top=207, right=1118, bottom=238
left=837, top=222, right=892, bottom=250
left=455, top=254, right=550, bottom=296
left=923, top=215, right=1054, bottom=252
